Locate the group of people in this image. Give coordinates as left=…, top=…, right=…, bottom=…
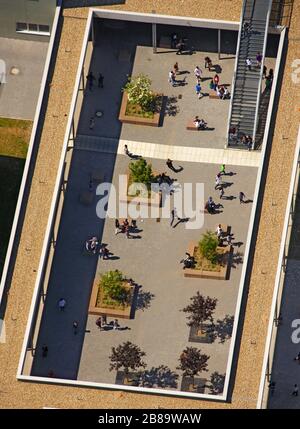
left=216, top=223, right=233, bottom=246
left=85, top=237, right=110, bottom=258
left=240, top=134, right=253, bottom=150
left=193, top=116, right=207, bottom=130
left=96, top=315, right=120, bottom=331
left=115, top=218, right=137, bottom=238
left=208, top=73, right=230, bottom=100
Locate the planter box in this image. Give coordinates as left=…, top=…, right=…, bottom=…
left=188, top=324, right=215, bottom=343
left=120, top=173, right=162, bottom=208
left=119, top=92, right=162, bottom=127
left=181, top=377, right=206, bottom=393
left=88, top=280, right=134, bottom=319
left=184, top=241, right=231, bottom=280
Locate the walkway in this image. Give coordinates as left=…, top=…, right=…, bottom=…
left=75, top=134, right=262, bottom=167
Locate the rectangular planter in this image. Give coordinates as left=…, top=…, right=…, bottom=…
left=119, top=92, right=162, bottom=127
left=119, top=173, right=162, bottom=208
left=88, top=280, right=133, bottom=319
left=184, top=241, right=231, bottom=280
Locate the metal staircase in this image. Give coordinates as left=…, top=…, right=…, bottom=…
left=227, top=0, right=273, bottom=149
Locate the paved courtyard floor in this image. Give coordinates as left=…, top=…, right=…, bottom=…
left=0, top=38, right=48, bottom=120
left=77, top=152, right=257, bottom=395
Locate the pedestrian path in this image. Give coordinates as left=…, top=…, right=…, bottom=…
left=75, top=134, right=261, bottom=168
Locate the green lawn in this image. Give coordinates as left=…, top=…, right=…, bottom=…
left=0, top=117, right=32, bottom=278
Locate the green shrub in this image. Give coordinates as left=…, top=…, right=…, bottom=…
left=198, top=231, right=219, bottom=264
left=129, top=158, right=153, bottom=187
left=123, top=74, right=156, bottom=112
left=101, top=270, right=129, bottom=304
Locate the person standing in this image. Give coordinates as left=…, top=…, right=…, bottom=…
left=239, top=191, right=246, bottom=204
left=195, top=83, right=202, bottom=99
left=73, top=321, right=79, bottom=335
left=263, top=65, right=267, bottom=79
left=98, top=73, right=104, bottom=88
left=173, top=62, right=179, bottom=75
left=214, top=173, right=222, bottom=190
left=113, top=319, right=119, bottom=330
left=220, top=164, right=226, bottom=175
left=58, top=298, right=66, bottom=311
left=89, top=117, right=95, bottom=130
left=42, top=344, right=48, bottom=358
left=168, top=70, right=176, bottom=86
left=115, top=219, right=120, bottom=235
left=204, top=56, right=212, bottom=70
left=292, top=384, right=299, bottom=396
left=256, top=52, right=263, bottom=68
left=170, top=207, right=180, bottom=226
left=86, top=71, right=95, bottom=90
left=213, top=74, right=219, bottom=90
left=246, top=58, right=252, bottom=71
left=124, top=144, right=130, bottom=157
left=194, top=66, right=202, bottom=81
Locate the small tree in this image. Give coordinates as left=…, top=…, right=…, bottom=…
left=182, top=292, right=217, bottom=334
left=129, top=158, right=153, bottom=187
left=177, top=347, right=209, bottom=389
left=123, top=74, right=156, bottom=111
left=198, top=231, right=219, bottom=264
left=109, top=341, right=146, bottom=380
left=101, top=270, right=128, bottom=304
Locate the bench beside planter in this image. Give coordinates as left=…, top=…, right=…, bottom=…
left=119, top=92, right=162, bottom=127
left=88, top=280, right=134, bottom=319
left=184, top=241, right=231, bottom=280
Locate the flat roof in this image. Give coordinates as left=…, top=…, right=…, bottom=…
left=0, top=0, right=300, bottom=409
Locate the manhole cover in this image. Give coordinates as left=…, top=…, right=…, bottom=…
left=95, top=111, right=103, bottom=118
left=10, top=67, right=20, bottom=75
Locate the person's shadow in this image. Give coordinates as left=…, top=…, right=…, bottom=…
left=172, top=217, right=190, bottom=228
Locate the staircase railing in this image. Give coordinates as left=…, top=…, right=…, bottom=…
left=252, top=0, right=273, bottom=149
left=225, top=0, right=248, bottom=148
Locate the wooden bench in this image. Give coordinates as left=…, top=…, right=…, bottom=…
left=209, top=90, right=220, bottom=99
left=186, top=119, right=199, bottom=131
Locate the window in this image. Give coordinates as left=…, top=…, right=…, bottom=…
left=16, top=22, right=27, bottom=32
left=28, top=23, right=38, bottom=32
left=16, top=22, right=50, bottom=35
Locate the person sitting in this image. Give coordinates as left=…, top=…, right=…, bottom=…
left=85, top=236, right=99, bottom=254
left=176, top=39, right=185, bottom=55
left=180, top=252, right=195, bottom=269
left=217, top=85, right=224, bottom=99
left=193, top=116, right=207, bottom=130
left=99, top=245, right=109, bottom=259
left=229, top=127, right=236, bottom=140
left=221, top=86, right=230, bottom=99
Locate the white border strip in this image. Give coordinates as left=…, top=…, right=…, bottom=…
left=16, top=8, right=94, bottom=377
left=0, top=3, right=62, bottom=307
left=17, top=9, right=285, bottom=402
left=222, top=26, right=287, bottom=398
left=256, top=137, right=300, bottom=407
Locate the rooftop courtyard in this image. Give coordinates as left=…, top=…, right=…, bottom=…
left=27, top=17, right=263, bottom=398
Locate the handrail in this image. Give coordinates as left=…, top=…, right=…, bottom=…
left=252, top=0, right=273, bottom=148
left=225, top=0, right=247, bottom=147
